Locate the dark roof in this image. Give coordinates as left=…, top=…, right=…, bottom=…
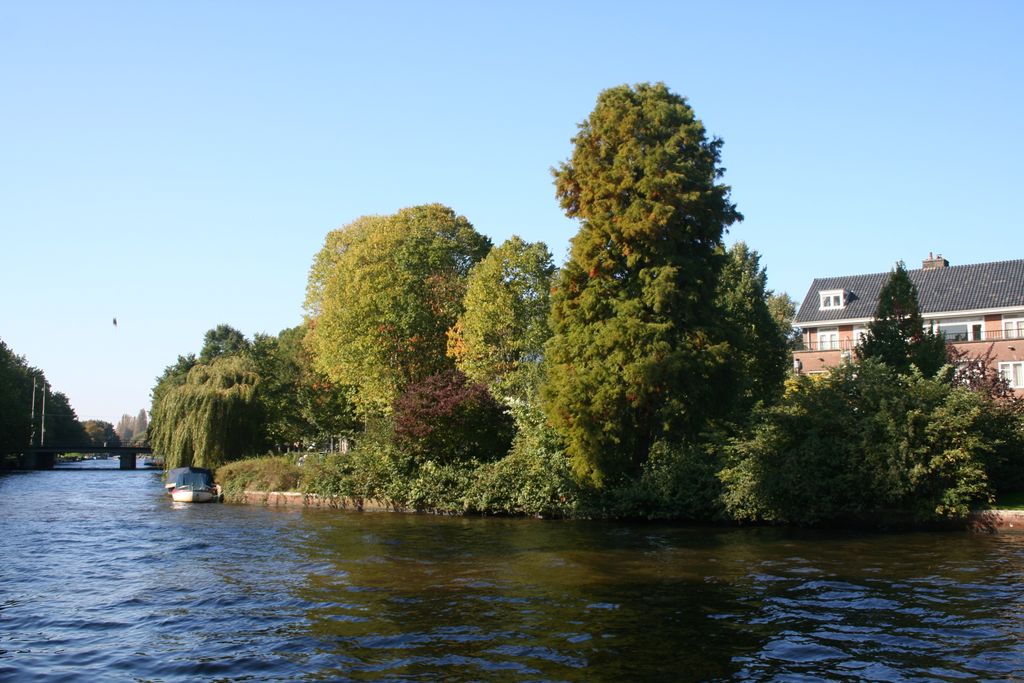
left=794, top=259, right=1024, bottom=324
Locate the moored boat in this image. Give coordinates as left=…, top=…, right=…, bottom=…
left=166, top=467, right=221, bottom=503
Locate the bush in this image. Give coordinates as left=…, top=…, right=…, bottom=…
left=216, top=454, right=303, bottom=503
left=393, top=370, right=514, bottom=464
left=587, top=438, right=725, bottom=520
left=720, top=361, right=994, bottom=525
left=301, top=438, right=411, bottom=502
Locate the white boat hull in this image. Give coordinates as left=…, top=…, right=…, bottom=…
left=171, top=487, right=218, bottom=503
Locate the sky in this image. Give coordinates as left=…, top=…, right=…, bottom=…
left=2, top=1, right=1022, bottom=424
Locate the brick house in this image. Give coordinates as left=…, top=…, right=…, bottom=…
left=792, top=254, right=1024, bottom=392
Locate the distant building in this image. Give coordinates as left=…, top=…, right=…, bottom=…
left=792, top=254, right=1024, bottom=392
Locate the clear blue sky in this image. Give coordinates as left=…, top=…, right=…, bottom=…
left=2, top=1, right=1021, bottom=424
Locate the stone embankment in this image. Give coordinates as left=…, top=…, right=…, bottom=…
left=243, top=491, right=408, bottom=512
left=967, top=509, right=1024, bottom=533
left=243, top=490, right=1024, bottom=531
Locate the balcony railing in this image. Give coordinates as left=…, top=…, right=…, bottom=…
left=793, top=328, right=1024, bottom=352
left=940, top=328, right=1024, bottom=342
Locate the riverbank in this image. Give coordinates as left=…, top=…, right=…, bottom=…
left=239, top=488, right=1024, bottom=532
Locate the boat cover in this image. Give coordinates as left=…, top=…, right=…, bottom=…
left=174, top=470, right=214, bottom=490
left=167, top=467, right=214, bottom=489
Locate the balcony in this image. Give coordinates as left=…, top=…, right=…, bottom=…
left=794, top=339, right=857, bottom=352
left=939, top=328, right=1024, bottom=343
left=793, top=328, right=1024, bottom=353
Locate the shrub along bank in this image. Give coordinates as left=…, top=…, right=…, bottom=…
left=217, top=359, right=1024, bottom=527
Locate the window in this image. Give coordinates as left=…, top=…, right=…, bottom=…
left=819, top=290, right=845, bottom=310
left=999, top=362, right=1024, bottom=389
left=817, top=328, right=839, bottom=350
left=853, top=326, right=868, bottom=345
left=1004, top=318, right=1024, bottom=340
left=936, top=319, right=984, bottom=342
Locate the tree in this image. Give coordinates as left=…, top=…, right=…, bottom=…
left=82, top=420, right=120, bottom=448
left=448, top=236, right=555, bottom=399
left=714, top=242, right=789, bottom=416
left=393, top=370, right=514, bottom=465
left=543, top=82, right=742, bottom=486
left=147, top=353, right=197, bottom=450
left=857, top=261, right=948, bottom=376
left=720, top=361, right=993, bottom=525
left=199, top=324, right=250, bottom=363
left=767, top=292, right=800, bottom=348
left=41, top=390, right=87, bottom=447
left=134, top=409, right=148, bottom=444
left=0, top=339, right=88, bottom=457
left=251, top=325, right=358, bottom=450
left=305, top=204, right=492, bottom=416
left=115, top=413, right=136, bottom=444
left=149, top=355, right=262, bottom=469
left=0, top=339, right=33, bottom=461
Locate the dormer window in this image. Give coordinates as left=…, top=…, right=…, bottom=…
left=819, top=289, right=846, bottom=310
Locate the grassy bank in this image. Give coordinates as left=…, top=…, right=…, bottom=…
left=216, top=454, right=304, bottom=503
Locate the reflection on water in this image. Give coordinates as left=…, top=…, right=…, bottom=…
left=1, top=464, right=1023, bottom=681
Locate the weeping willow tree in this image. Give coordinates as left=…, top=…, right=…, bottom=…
left=150, top=356, right=262, bottom=469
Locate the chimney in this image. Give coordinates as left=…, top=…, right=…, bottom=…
left=922, top=252, right=949, bottom=270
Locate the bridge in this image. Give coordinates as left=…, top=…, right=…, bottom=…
left=19, top=445, right=154, bottom=470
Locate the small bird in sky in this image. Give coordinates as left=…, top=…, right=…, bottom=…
left=113, top=317, right=118, bottom=328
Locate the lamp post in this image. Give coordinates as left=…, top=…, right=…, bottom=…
left=29, top=377, right=37, bottom=447
left=40, top=383, right=47, bottom=447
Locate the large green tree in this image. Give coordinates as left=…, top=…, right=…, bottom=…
left=857, top=261, right=948, bottom=376
left=38, top=389, right=87, bottom=447
left=448, top=236, right=555, bottom=400
left=543, top=82, right=742, bottom=486
left=0, top=339, right=33, bottom=462
left=199, top=324, right=250, bottom=363
left=251, top=324, right=357, bottom=450
left=305, top=204, right=492, bottom=416
left=714, top=242, right=790, bottom=416
left=149, top=355, right=262, bottom=469
left=82, top=420, right=120, bottom=448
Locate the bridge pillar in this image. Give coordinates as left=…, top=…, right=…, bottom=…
left=18, top=452, right=55, bottom=470
left=119, top=453, right=137, bottom=470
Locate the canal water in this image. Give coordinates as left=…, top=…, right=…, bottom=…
left=2, top=462, right=1023, bottom=681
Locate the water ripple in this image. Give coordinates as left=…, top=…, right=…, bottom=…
left=3, top=467, right=1024, bottom=680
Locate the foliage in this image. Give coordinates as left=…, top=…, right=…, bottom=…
left=251, top=325, right=358, bottom=450
left=949, top=344, right=1024, bottom=405
left=720, top=361, right=994, bottom=525
left=148, top=353, right=198, bottom=446
left=216, top=455, right=303, bottom=503
left=149, top=355, right=262, bottom=469
left=584, top=438, right=725, bottom=520
left=301, top=440, right=410, bottom=502
left=82, top=420, right=120, bottom=448
left=767, top=292, right=800, bottom=348
left=0, top=340, right=88, bottom=451
left=713, top=242, right=789, bottom=418
left=115, top=410, right=148, bottom=445
left=544, top=82, right=742, bottom=486
left=392, top=370, right=514, bottom=465
left=199, top=324, right=251, bottom=363
left=0, top=339, right=33, bottom=462
left=305, top=204, right=492, bottom=416
left=857, top=261, right=948, bottom=376
left=448, top=236, right=555, bottom=400
left=0, top=339, right=88, bottom=452
left=465, top=389, right=577, bottom=516
left=39, top=389, right=87, bottom=447
left=946, top=345, right=1024, bottom=492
